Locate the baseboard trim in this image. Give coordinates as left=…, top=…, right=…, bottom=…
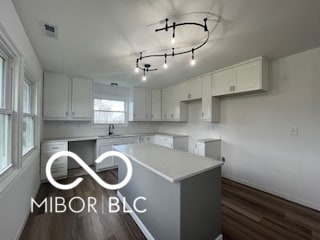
left=222, top=174, right=320, bottom=211
left=117, top=191, right=155, bottom=240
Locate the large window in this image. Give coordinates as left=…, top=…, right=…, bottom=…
left=0, top=51, right=11, bottom=173
left=22, top=78, right=35, bottom=155
left=94, top=98, right=126, bottom=124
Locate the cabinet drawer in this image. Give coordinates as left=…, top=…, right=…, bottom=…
left=155, top=135, right=173, bottom=148
left=41, top=142, right=67, bottom=154
left=155, top=135, right=173, bottom=144
left=41, top=155, right=67, bottom=168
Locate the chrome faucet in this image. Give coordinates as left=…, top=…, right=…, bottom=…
left=108, top=124, right=115, bottom=136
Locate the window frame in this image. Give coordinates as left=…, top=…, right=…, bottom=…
left=93, top=97, right=128, bottom=126
left=0, top=40, right=13, bottom=176
left=22, top=74, right=36, bottom=157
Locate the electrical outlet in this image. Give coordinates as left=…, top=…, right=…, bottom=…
left=289, top=127, right=299, bottom=136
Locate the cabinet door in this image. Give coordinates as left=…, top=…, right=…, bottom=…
left=71, top=77, right=93, bottom=119
left=133, top=88, right=146, bottom=120
left=145, top=88, right=152, bottom=120
left=43, top=72, right=69, bottom=119
left=151, top=89, right=161, bottom=120
left=179, top=81, right=189, bottom=101
left=189, top=78, right=202, bottom=100
left=161, top=88, right=168, bottom=119
left=212, top=69, right=235, bottom=96
left=168, top=86, right=177, bottom=119
left=97, top=144, right=114, bottom=169
left=201, top=74, right=212, bottom=121
left=234, top=60, right=260, bottom=93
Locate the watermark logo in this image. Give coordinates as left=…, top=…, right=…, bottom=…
left=31, top=151, right=147, bottom=214
left=46, top=151, right=132, bottom=190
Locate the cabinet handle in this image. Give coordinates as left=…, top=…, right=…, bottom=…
left=229, top=86, right=233, bottom=92
left=72, top=112, right=75, bottom=116
left=66, top=111, right=69, bottom=116
left=201, top=112, right=204, bottom=118
left=188, top=93, right=191, bottom=99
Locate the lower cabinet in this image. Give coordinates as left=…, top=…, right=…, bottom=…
left=154, top=134, right=188, bottom=152
left=95, top=137, right=130, bottom=172
left=40, top=141, right=68, bottom=182
left=194, top=139, right=221, bottom=160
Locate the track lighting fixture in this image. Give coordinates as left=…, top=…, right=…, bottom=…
left=164, top=54, right=168, bottom=69
left=190, top=48, right=196, bottom=66
left=142, top=69, right=147, bottom=81
left=135, top=17, right=214, bottom=81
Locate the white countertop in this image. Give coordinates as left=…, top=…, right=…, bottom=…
left=114, top=144, right=223, bottom=183
left=196, top=138, right=221, bottom=143
left=42, top=132, right=188, bottom=143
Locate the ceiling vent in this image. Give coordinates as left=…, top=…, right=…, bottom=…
left=42, top=22, right=58, bottom=38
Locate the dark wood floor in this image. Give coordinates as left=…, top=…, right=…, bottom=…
left=21, top=170, right=320, bottom=240
left=222, top=178, right=320, bottom=240
left=20, top=170, right=146, bottom=240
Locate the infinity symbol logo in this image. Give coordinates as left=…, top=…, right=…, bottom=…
left=46, top=151, right=133, bottom=190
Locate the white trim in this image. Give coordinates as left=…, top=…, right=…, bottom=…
left=117, top=191, right=155, bottom=240
left=14, top=172, right=40, bottom=240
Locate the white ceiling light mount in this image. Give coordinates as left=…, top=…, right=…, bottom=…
left=135, top=17, right=210, bottom=81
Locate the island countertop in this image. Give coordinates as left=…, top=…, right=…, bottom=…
left=114, top=144, right=223, bottom=183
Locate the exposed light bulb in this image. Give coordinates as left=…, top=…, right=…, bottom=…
left=135, top=67, right=139, bottom=73
left=190, top=59, right=196, bottom=66
left=142, top=75, right=147, bottom=81
left=164, top=63, right=168, bottom=69
left=171, top=37, right=175, bottom=44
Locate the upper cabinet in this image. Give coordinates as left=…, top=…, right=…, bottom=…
left=201, top=74, right=220, bottom=122
left=129, top=88, right=152, bottom=121
left=71, top=77, right=93, bottom=119
left=43, top=72, right=93, bottom=121
left=212, top=57, right=268, bottom=97
left=180, top=77, right=202, bottom=101
left=162, top=85, right=188, bottom=121
left=151, top=89, right=162, bottom=121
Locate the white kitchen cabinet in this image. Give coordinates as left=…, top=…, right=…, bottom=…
left=180, top=77, right=202, bottom=101
left=96, top=137, right=130, bottom=171
left=129, top=88, right=152, bottom=121
left=130, top=135, right=154, bottom=144
left=151, top=89, right=162, bottom=121
left=201, top=74, right=220, bottom=122
left=154, top=134, right=188, bottom=152
left=194, top=138, right=221, bottom=160
left=71, top=77, right=93, bottom=119
left=43, top=72, right=69, bottom=120
left=212, top=57, right=268, bottom=97
left=161, top=85, right=187, bottom=121
left=40, top=141, right=68, bottom=181
left=43, top=72, right=93, bottom=121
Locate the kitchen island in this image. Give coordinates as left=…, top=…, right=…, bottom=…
left=114, top=144, right=223, bottom=240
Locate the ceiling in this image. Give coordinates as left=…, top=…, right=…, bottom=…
left=12, top=0, right=320, bottom=88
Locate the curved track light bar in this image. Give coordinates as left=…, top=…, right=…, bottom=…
left=135, top=18, right=210, bottom=79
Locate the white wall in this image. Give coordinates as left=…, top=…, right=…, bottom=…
left=0, top=0, right=42, bottom=239
left=159, top=47, right=320, bottom=211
